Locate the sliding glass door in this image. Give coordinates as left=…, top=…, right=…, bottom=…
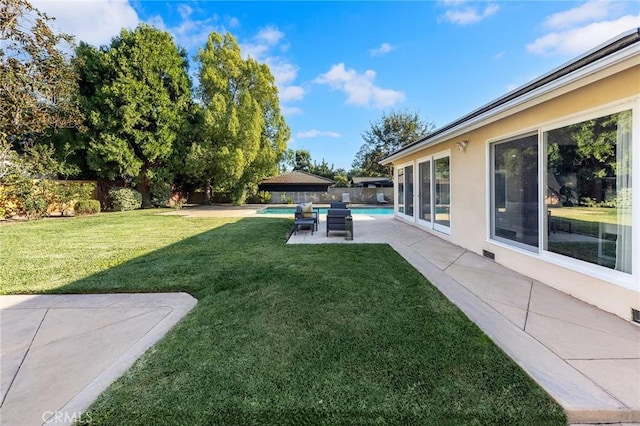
left=413, top=152, right=451, bottom=234
left=397, top=164, right=413, bottom=218
left=418, top=159, right=432, bottom=226
left=434, top=154, right=451, bottom=233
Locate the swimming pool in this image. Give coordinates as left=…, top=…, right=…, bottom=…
left=258, top=206, right=394, bottom=215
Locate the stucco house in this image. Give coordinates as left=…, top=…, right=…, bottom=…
left=382, top=29, right=639, bottom=322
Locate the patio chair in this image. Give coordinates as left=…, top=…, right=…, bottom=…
left=376, top=193, right=388, bottom=205
left=342, top=193, right=351, bottom=204
left=330, top=202, right=347, bottom=209
left=326, top=208, right=351, bottom=236
left=295, top=203, right=318, bottom=232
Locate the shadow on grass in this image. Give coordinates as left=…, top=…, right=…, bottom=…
left=5, top=214, right=566, bottom=425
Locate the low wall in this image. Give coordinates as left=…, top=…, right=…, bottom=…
left=269, top=187, right=393, bottom=205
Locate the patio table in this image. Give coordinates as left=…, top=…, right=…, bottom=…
left=294, top=218, right=316, bottom=235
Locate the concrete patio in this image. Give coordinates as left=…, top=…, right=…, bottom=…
left=289, top=214, right=640, bottom=425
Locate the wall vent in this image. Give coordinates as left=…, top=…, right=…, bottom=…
left=632, top=309, right=640, bottom=324
left=482, top=250, right=495, bottom=260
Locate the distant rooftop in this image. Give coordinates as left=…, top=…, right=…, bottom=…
left=260, top=170, right=335, bottom=185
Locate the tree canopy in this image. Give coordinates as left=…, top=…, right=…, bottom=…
left=74, top=24, right=192, bottom=206
left=0, top=0, right=83, bottom=145
left=353, top=110, right=435, bottom=176
left=187, top=32, right=289, bottom=204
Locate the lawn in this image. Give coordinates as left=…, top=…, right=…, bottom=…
left=0, top=210, right=565, bottom=425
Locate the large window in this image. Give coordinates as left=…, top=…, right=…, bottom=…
left=545, top=110, right=632, bottom=273
left=491, top=134, right=539, bottom=250
left=490, top=107, right=634, bottom=275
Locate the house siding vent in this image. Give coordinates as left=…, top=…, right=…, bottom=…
left=482, top=250, right=495, bottom=260
left=632, top=309, right=640, bottom=324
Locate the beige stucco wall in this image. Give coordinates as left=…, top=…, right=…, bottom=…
left=391, top=63, right=640, bottom=320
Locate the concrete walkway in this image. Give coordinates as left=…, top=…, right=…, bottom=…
left=0, top=293, right=196, bottom=426
left=289, top=214, right=640, bottom=425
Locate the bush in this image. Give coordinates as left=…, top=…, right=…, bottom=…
left=50, top=182, right=96, bottom=216
left=14, top=179, right=48, bottom=219
left=150, top=181, right=172, bottom=207
left=257, top=191, right=271, bottom=204
left=108, top=187, right=142, bottom=211
left=74, top=199, right=101, bottom=215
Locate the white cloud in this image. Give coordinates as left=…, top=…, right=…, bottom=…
left=441, top=3, right=499, bottom=25
left=255, top=26, right=284, bottom=46
left=493, top=51, right=505, bottom=60
left=228, top=17, right=240, bottom=28
left=279, top=86, right=305, bottom=102
left=296, top=130, right=341, bottom=139
left=281, top=106, right=303, bottom=116
left=149, top=5, right=224, bottom=50
left=315, top=63, right=405, bottom=108
left=269, top=63, right=299, bottom=86
left=32, top=0, right=139, bottom=46
left=177, top=4, right=193, bottom=20
left=369, top=42, right=395, bottom=57
left=543, top=1, right=617, bottom=30
left=527, top=14, right=640, bottom=55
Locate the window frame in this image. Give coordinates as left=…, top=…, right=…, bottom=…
left=486, top=98, right=638, bottom=289
left=489, top=131, right=540, bottom=252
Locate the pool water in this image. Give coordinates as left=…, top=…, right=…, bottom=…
left=259, top=206, right=393, bottom=215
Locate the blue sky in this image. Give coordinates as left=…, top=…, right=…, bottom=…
left=35, top=1, right=639, bottom=171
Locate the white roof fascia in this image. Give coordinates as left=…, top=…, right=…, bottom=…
left=382, top=38, right=640, bottom=165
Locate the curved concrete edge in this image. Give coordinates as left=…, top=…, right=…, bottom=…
left=48, top=293, right=197, bottom=425
left=390, top=244, right=633, bottom=424
left=1, top=293, right=197, bottom=426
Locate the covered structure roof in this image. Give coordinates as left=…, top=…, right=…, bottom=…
left=350, top=176, right=393, bottom=187
left=258, top=170, right=335, bottom=192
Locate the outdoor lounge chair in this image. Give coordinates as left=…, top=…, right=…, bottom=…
left=326, top=208, right=351, bottom=236
left=330, top=202, right=347, bottom=209
left=376, top=193, right=388, bottom=205
left=294, top=204, right=318, bottom=233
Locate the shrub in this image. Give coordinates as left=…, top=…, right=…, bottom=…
left=74, top=199, right=101, bottom=215
left=257, top=191, right=271, bottom=204
left=108, top=187, right=142, bottom=211
left=50, top=182, right=96, bottom=216
left=14, top=179, right=48, bottom=219
left=150, top=181, right=172, bottom=207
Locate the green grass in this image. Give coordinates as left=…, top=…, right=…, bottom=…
left=0, top=210, right=565, bottom=425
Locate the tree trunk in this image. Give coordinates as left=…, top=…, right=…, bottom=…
left=203, top=178, right=211, bottom=204
left=137, top=169, right=152, bottom=208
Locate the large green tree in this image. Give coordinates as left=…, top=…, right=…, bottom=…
left=1, top=0, right=83, bottom=146
left=76, top=24, right=192, bottom=206
left=293, top=149, right=312, bottom=172
left=353, top=110, right=435, bottom=176
left=187, top=32, right=289, bottom=204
